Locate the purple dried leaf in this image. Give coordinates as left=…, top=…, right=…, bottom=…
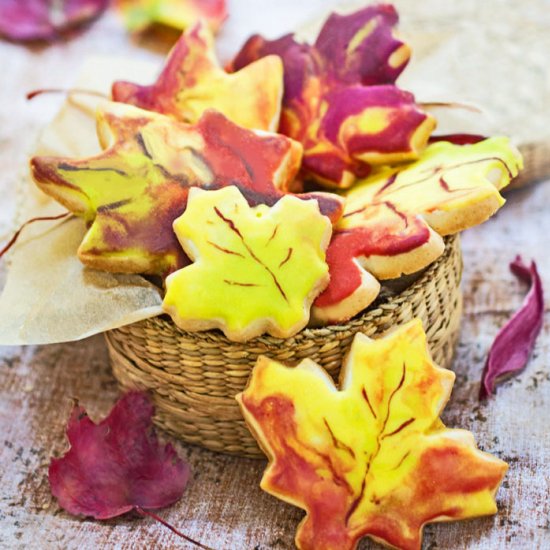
left=480, top=256, right=544, bottom=399
left=0, top=0, right=108, bottom=43
left=49, top=392, right=190, bottom=519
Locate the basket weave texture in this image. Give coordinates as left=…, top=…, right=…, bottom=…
left=508, top=141, right=550, bottom=191
left=106, top=235, right=463, bottom=458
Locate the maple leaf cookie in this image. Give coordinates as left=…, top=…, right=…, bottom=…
left=163, top=186, right=331, bottom=341
left=237, top=319, right=508, bottom=550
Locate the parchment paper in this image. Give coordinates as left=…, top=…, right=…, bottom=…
left=0, top=57, right=164, bottom=345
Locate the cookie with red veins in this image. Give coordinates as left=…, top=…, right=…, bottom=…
left=163, top=186, right=331, bottom=341
left=312, top=137, right=523, bottom=324
left=237, top=319, right=508, bottom=550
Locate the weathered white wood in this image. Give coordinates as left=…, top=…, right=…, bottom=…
left=1, top=2, right=549, bottom=549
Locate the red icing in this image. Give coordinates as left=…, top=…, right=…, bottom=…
left=314, top=4, right=407, bottom=86
left=429, top=133, right=486, bottom=146
left=244, top=394, right=356, bottom=550
left=315, top=208, right=431, bottom=308
left=321, top=86, right=427, bottom=152
left=197, top=111, right=343, bottom=222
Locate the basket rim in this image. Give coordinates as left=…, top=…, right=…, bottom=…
left=137, top=235, right=460, bottom=343
left=107, top=234, right=462, bottom=457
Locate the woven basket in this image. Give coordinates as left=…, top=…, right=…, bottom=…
left=507, top=141, right=550, bottom=191
left=106, top=235, right=463, bottom=458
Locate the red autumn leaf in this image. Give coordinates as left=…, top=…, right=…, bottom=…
left=49, top=392, right=190, bottom=519
left=480, top=256, right=544, bottom=399
left=230, top=5, right=435, bottom=189
left=0, top=0, right=108, bottom=43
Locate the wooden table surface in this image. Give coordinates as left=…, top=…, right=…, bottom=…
left=1, top=2, right=549, bottom=549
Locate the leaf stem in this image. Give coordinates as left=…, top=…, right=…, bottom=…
left=0, top=212, right=72, bottom=259
left=419, top=101, right=481, bottom=113
left=135, top=507, right=215, bottom=550
left=26, top=88, right=110, bottom=101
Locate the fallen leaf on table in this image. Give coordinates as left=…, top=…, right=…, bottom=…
left=0, top=0, right=108, bottom=42
left=163, top=186, right=331, bottom=341
left=31, top=102, right=342, bottom=276
left=238, top=319, right=508, bottom=550
left=230, top=5, right=435, bottom=189
left=50, top=392, right=189, bottom=518
left=114, top=0, right=227, bottom=34
left=49, top=392, right=210, bottom=549
left=113, top=22, right=283, bottom=131
left=480, top=256, right=544, bottom=399
left=312, top=137, right=523, bottom=325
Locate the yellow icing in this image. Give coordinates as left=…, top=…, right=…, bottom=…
left=238, top=320, right=508, bottom=550
left=163, top=186, right=332, bottom=341
left=173, top=25, right=283, bottom=132
left=341, top=137, right=523, bottom=233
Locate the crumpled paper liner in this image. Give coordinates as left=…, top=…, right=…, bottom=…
left=0, top=57, right=163, bottom=345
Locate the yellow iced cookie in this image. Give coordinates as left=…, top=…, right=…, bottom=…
left=163, top=186, right=332, bottom=341
left=238, top=319, right=508, bottom=550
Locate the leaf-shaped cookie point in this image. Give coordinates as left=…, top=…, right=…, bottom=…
left=480, top=256, right=544, bottom=399
left=312, top=137, right=523, bottom=325
left=237, top=320, right=508, bottom=550
left=49, top=392, right=190, bottom=519
left=0, top=0, right=108, bottom=43
left=114, top=0, right=227, bottom=34
left=113, top=22, right=283, bottom=132
left=230, top=5, right=434, bottom=189
left=313, top=5, right=411, bottom=86
left=163, top=186, right=332, bottom=342
left=31, top=102, right=342, bottom=276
